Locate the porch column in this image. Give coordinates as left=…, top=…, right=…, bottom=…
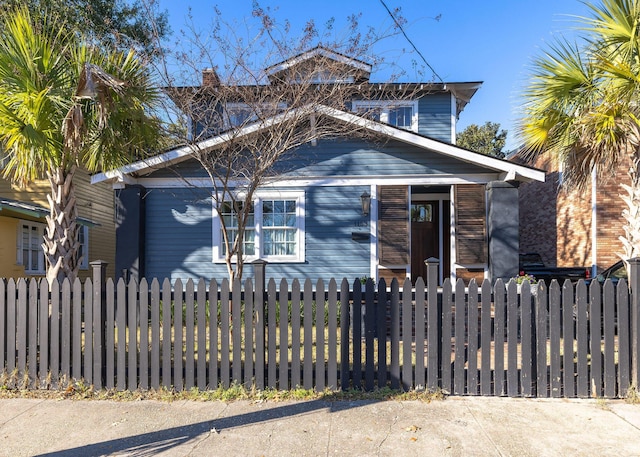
left=114, top=185, right=146, bottom=281
left=487, top=180, right=520, bottom=283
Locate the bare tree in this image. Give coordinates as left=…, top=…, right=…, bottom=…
left=145, top=2, right=433, bottom=281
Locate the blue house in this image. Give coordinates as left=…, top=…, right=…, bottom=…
left=93, top=48, right=544, bottom=285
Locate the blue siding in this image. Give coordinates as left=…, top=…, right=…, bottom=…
left=282, top=138, right=488, bottom=177
left=143, top=186, right=370, bottom=284
left=144, top=188, right=215, bottom=282
left=418, top=93, right=453, bottom=142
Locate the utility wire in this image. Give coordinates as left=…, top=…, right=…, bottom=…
left=379, top=0, right=443, bottom=82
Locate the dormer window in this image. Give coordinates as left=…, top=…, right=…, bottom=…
left=223, top=102, right=287, bottom=129
left=352, top=100, right=419, bottom=132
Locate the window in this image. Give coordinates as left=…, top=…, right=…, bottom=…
left=223, top=103, right=287, bottom=129
left=352, top=100, right=419, bottom=131
left=213, top=192, right=305, bottom=263
left=17, top=221, right=45, bottom=274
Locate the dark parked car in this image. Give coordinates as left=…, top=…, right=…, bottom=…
left=519, top=253, right=590, bottom=285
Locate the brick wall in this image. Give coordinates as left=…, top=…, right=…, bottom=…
left=516, top=151, right=632, bottom=272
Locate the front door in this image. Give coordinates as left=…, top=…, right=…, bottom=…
left=411, top=201, right=439, bottom=282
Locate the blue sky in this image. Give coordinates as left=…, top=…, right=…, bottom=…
left=159, top=0, right=594, bottom=151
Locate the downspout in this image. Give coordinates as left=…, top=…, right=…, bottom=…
left=591, top=167, right=598, bottom=277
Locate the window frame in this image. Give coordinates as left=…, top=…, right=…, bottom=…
left=77, top=225, right=89, bottom=270
left=17, top=220, right=46, bottom=275
left=223, top=102, right=287, bottom=129
left=352, top=99, right=419, bottom=132
left=212, top=190, right=305, bottom=263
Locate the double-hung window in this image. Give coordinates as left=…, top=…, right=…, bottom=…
left=77, top=225, right=89, bottom=270
left=352, top=100, right=419, bottom=132
left=213, top=191, right=305, bottom=263
left=17, top=221, right=45, bottom=274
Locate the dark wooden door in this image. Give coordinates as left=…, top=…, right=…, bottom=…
left=411, top=201, right=439, bottom=282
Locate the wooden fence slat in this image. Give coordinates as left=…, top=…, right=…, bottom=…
left=327, top=279, right=338, bottom=390
left=208, top=280, right=219, bottom=389
left=493, top=280, right=505, bottom=396
left=520, top=281, right=533, bottom=397
left=316, top=279, right=326, bottom=392
left=243, top=279, right=254, bottom=388
left=549, top=282, right=562, bottom=398
left=589, top=282, right=603, bottom=398
left=83, top=279, right=93, bottom=385
left=254, top=277, right=265, bottom=391
left=480, top=280, right=492, bottom=396
left=139, top=279, right=149, bottom=390
left=453, top=279, right=466, bottom=395
left=467, top=280, right=479, bottom=395
left=340, top=278, right=350, bottom=391
left=414, top=278, right=425, bottom=391
left=352, top=280, right=363, bottom=389
left=441, top=280, right=453, bottom=394
left=426, top=269, right=439, bottom=391
left=50, top=281, right=60, bottom=388
left=128, top=278, right=138, bottom=391
left=72, top=279, right=82, bottom=381
left=506, top=280, right=519, bottom=397
left=291, top=279, right=301, bottom=389
left=185, top=279, right=195, bottom=390
left=402, top=278, right=413, bottom=390
left=150, top=279, right=160, bottom=389
left=116, top=279, right=127, bottom=391
left=28, top=279, right=38, bottom=387
left=303, top=279, right=314, bottom=390
left=364, top=278, right=376, bottom=391
left=61, top=280, right=71, bottom=380
left=174, top=279, right=184, bottom=391
left=105, top=279, right=115, bottom=389
left=603, top=280, right=616, bottom=398
left=618, top=280, right=631, bottom=396
left=38, top=280, right=49, bottom=388
left=279, top=279, right=289, bottom=390
left=161, top=279, right=172, bottom=388
left=197, top=279, right=207, bottom=390
left=267, top=279, right=277, bottom=389
left=232, top=278, right=242, bottom=386
left=562, top=281, right=575, bottom=398
left=220, top=279, right=230, bottom=388
left=16, top=280, right=26, bottom=381
left=536, top=282, right=549, bottom=397
left=377, top=279, right=388, bottom=389
left=576, top=281, right=589, bottom=397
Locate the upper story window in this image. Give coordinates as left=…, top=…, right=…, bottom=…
left=77, top=225, right=89, bottom=270
left=352, top=100, right=419, bottom=132
left=213, top=191, right=305, bottom=263
left=223, top=103, right=287, bottom=129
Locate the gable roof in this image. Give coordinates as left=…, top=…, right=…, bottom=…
left=91, top=104, right=545, bottom=185
left=265, top=46, right=372, bottom=83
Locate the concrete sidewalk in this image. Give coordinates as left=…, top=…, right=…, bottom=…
left=1, top=396, right=639, bottom=456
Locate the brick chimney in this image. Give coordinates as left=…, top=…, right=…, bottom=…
left=202, top=68, right=220, bottom=86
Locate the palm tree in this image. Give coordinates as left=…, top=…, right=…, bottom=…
left=0, top=8, right=162, bottom=284
left=519, top=0, right=640, bottom=262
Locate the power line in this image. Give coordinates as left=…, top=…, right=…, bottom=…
left=379, top=0, right=443, bottom=82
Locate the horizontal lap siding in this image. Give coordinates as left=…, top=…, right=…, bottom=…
left=284, top=139, right=487, bottom=177
left=144, top=188, right=216, bottom=282
left=418, top=94, right=453, bottom=142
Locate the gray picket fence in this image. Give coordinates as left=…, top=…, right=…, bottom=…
left=1, top=258, right=640, bottom=398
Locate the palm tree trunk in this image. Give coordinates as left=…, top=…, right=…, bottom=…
left=44, top=166, right=81, bottom=285
left=619, top=156, right=640, bottom=262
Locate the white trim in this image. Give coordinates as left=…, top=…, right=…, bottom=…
left=92, top=104, right=546, bottom=185
left=17, top=220, right=46, bottom=274
left=369, top=185, right=378, bottom=282
left=120, top=173, right=511, bottom=189
left=265, top=47, right=372, bottom=77
left=352, top=99, right=419, bottom=132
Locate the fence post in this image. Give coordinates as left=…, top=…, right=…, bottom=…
left=630, top=257, right=640, bottom=389
left=252, top=259, right=267, bottom=390
left=425, top=257, right=440, bottom=390
left=91, top=260, right=108, bottom=389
